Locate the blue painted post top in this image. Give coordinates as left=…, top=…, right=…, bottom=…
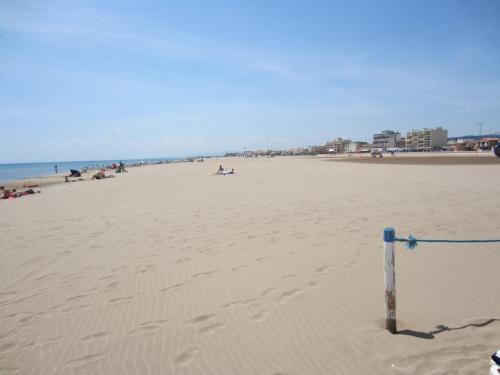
left=384, top=227, right=395, bottom=242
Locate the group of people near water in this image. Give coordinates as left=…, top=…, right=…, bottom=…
left=216, top=165, right=235, bottom=175
left=1, top=161, right=130, bottom=201
left=0, top=186, right=40, bottom=199
left=64, top=161, right=126, bottom=182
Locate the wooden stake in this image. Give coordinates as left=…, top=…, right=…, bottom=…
left=384, top=227, right=396, bottom=333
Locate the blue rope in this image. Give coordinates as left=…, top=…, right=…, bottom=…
left=394, top=235, right=500, bottom=250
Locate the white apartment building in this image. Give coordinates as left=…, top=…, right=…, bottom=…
left=372, top=130, right=402, bottom=150
left=326, top=138, right=351, bottom=153
left=345, top=141, right=370, bottom=152
left=406, top=127, right=448, bottom=151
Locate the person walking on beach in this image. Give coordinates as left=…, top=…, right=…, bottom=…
left=54, top=165, right=58, bottom=174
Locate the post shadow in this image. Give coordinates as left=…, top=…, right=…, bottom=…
left=396, top=318, right=500, bottom=339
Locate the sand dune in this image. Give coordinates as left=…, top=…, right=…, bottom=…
left=1, top=156, right=499, bottom=374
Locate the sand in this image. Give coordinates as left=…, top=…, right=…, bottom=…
left=1, top=156, right=499, bottom=374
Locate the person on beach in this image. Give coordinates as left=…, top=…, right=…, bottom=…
left=0, top=186, right=8, bottom=199
left=68, top=169, right=81, bottom=177
left=217, top=165, right=224, bottom=174
left=223, top=168, right=235, bottom=175
left=118, top=161, right=127, bottom=173
left=92, top=169, right=106, bottom=180
left=54, top=165, right=58, bottom=174
left=1, top=187, right=40, bottom=199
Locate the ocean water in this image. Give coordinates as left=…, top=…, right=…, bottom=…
left=0, top=158, right=178, bottom=183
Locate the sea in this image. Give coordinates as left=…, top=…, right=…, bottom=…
left=0, top=158, right=180, bottom=183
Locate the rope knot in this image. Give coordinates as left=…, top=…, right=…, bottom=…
left=406, top=235, right=418, bottom=250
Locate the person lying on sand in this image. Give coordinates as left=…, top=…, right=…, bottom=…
left=1, top=186, right=40, bottom=199
left=92, top=169, right=115, bottom=180
left=92, top=169, right=106, bottom=180
left=222, top=168, right=235, bottom=175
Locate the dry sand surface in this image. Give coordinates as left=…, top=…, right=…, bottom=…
left=1, top=156, right=499, bottom=374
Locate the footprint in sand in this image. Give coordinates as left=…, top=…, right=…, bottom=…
left=65, top=353, right=106, bottom=366
left=261, top=287, right=276, bottom=297
left=186, top=314, right=216, bottom=325
left=107, top=281, right=120, bottom=289
left=222, top=300, right=241, bottom=309
left=67, top=294, right=86, bottom=302
left=191, top=270, right=219, bottom=279
left=242, top=298, right=259, bottom=308
left=315, top=265, right=331, bottom=275
left=81, top=332, right=108, bottom=342
left=160, top=283, right=185, bottom=292
left=174, top=348, right=199, bottom=368
left=278, top=289, right=304, bottom=304
left=131, top=319, right=171, bottom=333
left=232, top=265, right=248, bottom=272
left=0, top=341, right=18, bottom=353
left=199, top=322, right=226, bottom=335
left=307, top=280, right=322, bottom=289
left=108, top=296, right=134, bottom=304
left=252, top=309, right=270, bottom=322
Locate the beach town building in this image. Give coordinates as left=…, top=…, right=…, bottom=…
left=345, top=141, right=370, bottom=153
left=326, top=138, right=351, bottom=154
left=371, top=130, right=403, bottom=150
left=405, top=127, right=448, bottom=151
left=309, top=145, right=328, bottom=154
left=287, top=147, right=309, bottom=155
left=479, top=137, right=500, bottom=150
left=448, top=138, right=478, bottom=151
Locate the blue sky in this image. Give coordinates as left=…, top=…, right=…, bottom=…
left=1, top=0, right=500, bottom=162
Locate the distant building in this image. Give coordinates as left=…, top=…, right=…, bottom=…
left=479, top=137, right=500, bottom=150
left=372, top=130, right=402, bottom=150
left=309, top=145, right=327, bottom=154
left=287, top=147, right=309, bottom=155
left=406, top=127, right=448, bottom=151
left=345, top=141, right=370, bottom=153
left=326, top=138, right=351, bottom=154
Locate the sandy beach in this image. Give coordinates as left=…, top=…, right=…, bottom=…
left=1, top=155, right=499, bottom=374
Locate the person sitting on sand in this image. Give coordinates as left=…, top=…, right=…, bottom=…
left=92, top=169, right=106, bottom=180
left=216, top=165, right=224, bottom=175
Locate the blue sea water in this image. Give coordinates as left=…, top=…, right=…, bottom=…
left=0, top=158, right=178, bottom=183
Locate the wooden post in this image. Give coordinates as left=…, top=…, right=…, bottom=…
left=384, top=227, right=396, bottom=333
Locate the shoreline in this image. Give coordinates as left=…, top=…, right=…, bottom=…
left=0, top=158, right=206, bottom=191
left=0, top=158, right=188, bottom=188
